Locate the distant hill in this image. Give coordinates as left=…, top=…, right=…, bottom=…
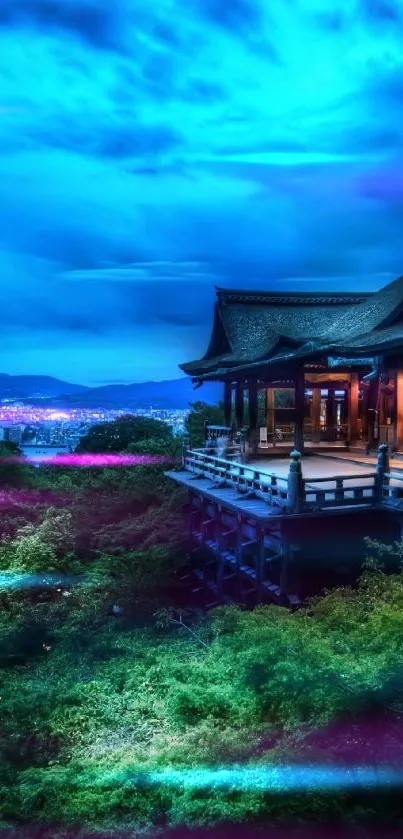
left=0, top=374, right=89, bottom=399
left=0, top=374, right=222, bottom=408
left=61, top=378, right=222, bottom=408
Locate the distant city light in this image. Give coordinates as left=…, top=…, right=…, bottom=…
left=0, top=401, right=188, bottom=456
left=48, top=411, right=70, bottom=420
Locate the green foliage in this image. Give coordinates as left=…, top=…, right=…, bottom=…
left=0, top=442, right=33, bottom=487
left=92, top=498, right=187, bottom=555
left=363, top=534, right=403, bottom=574
left=76, top=414, right=176, bottom=454
left=0, top=507, right=77, bottom=573
left=2, top=455, right=403, bottom=833
left=185, top=401, right=225, bottom=448
left=1, top=568, right=403, bottom=831
left=86, top=544, right=184, bottom=605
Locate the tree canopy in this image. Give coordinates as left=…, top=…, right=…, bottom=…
left=1, top=424, right=403, bottom=834
left=0, top=441, right=32, bottom=487
left=76, top=414, right=176, bottom=455
left=185, top=401, right=225, bottom=448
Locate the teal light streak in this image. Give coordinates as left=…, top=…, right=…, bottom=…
left=0, top=571, right=81, bottom=590
left=70, top=765, right=403, bottom=793
left=148, top=765, right=403, bottom=792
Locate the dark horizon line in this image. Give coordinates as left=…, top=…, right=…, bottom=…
left=0, top=372, right=191, bottom=388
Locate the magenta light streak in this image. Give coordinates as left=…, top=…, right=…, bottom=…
left=3, top=453, right=176, bottom=467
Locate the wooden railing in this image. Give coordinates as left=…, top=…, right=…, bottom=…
left=303, top=473, right=377, bottom=510
left=183, top=449, right=289, bottom=509
left=181, top=444, right=403, bottom=515
left=382, top=471, right=403, bottom=508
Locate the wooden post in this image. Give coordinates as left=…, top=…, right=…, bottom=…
left=396, top=370, right=403, bottom=451
left=294, top=367, right=305, bottom=454
left=248, top=381, right=259, bottom=455
left=215, top=505, right=224, bottom=600
left=280, top=529, right=301, bottom=603
left=360, top=384, right=369, bottom=440
left=182, top=433, right=190, bottom=467
left=287, top=450, right=303, bottom=514
left=255, top=525, right=265, bottom=601
left=376, top=443, right=390, bottom=503
left=366, top=378, right=379, bottom=452
left=248, top=381, right=258, bottom=431
left=312, top=387, right=321, bottom=443
left=348, top=373, right=359, bottom=445
left=342, top=389, right=349, bottom=426
left=235, top=516, right=243, bottom=601
left=326, top=387, right=336, bottom=440
left=235, top=383, right=244, bottom=429
left=224, top=382, right=232, bottom=427
left=266, top=387, right=275, bottom=444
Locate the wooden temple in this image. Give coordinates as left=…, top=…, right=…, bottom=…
left=181, top=279, right=403, bottom=454
left=167, top=277, right=403, bottom=608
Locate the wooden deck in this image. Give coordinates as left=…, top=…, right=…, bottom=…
left=166, top=447, right=403, bottom=608
left=169, top=450, right=388, bottom=517
left=166, top=469, right=284, bottom=521
left=167, top=447, right=403, bottom=522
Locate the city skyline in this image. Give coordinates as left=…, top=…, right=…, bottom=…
left=1, top=1, right=403, bottom=384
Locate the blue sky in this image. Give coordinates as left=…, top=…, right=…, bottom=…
left=1, top=0, right=402, bottom=384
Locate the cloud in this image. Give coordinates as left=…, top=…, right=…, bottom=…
left=97, top=123, right=181, bottom=159
left=0, top=0, right=124, bottom=51
left=194, top=0, right=262, bottom=31
left=361, top=0, right=402, bottom=24
left=62, top=262, right=219, bottom=282
left=0, top=0, right=402, bottom=383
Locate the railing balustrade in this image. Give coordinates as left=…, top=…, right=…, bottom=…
left=182, top=446, right=403, bottom=514
left=382, top=471, right=403, bottom=507
left=183, top=449, right=288, bottom=509
left=303, top=472, right=377, bottom=509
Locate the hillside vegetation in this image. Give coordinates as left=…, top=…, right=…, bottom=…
left=0, top=410, right=402, bottom=836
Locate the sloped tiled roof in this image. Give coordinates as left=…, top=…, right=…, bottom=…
left=219, top=302, right=354, bottom=359
left=319, top=275, right=403, bottom=342
left=180, top=288, right=371, bottom=376
left=328, top=322, right=403, bottom=353
left=181, top=277, right=403, bottom=380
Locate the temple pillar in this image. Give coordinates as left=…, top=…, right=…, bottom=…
left=223, top=382, right=232, bottom=427
left=294, top=366, right=305, bottom=454
left=248, top=381, right=259, bottom=454
left=266, top=387, right=275, bottom=442
left=342, top=389, right=349, bottom=428
left=348, top=373, right=359, bottom=444
left=248, top=381, right=258, bottom=431
left=312, top=387, right=321, bottom=443
left=235, top=383, right=244, bottom=429
left=327, top=387, right=336, bottom=440
left=396, top=369, right=403, bottom=451
left=366, top=378, right=379, bottom=452
left=360, top=384, right=369, bottom=439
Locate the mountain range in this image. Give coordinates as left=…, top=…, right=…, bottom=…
left=0, top=374, right=222, bottom=409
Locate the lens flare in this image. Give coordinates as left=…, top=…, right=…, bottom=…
left=56, top=764, right=403, bottom=793
left=0, top=571, right=82, bottom=590
left=148, top=765, right=403, bottom=792
left=2, top=453, right=175, bottom=467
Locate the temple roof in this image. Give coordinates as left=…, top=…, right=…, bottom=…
left=180, top=276, right=403, bottom=380
left=319, top=275, right=403, bottom=342
left=181, top=288, right=371, bottom=377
